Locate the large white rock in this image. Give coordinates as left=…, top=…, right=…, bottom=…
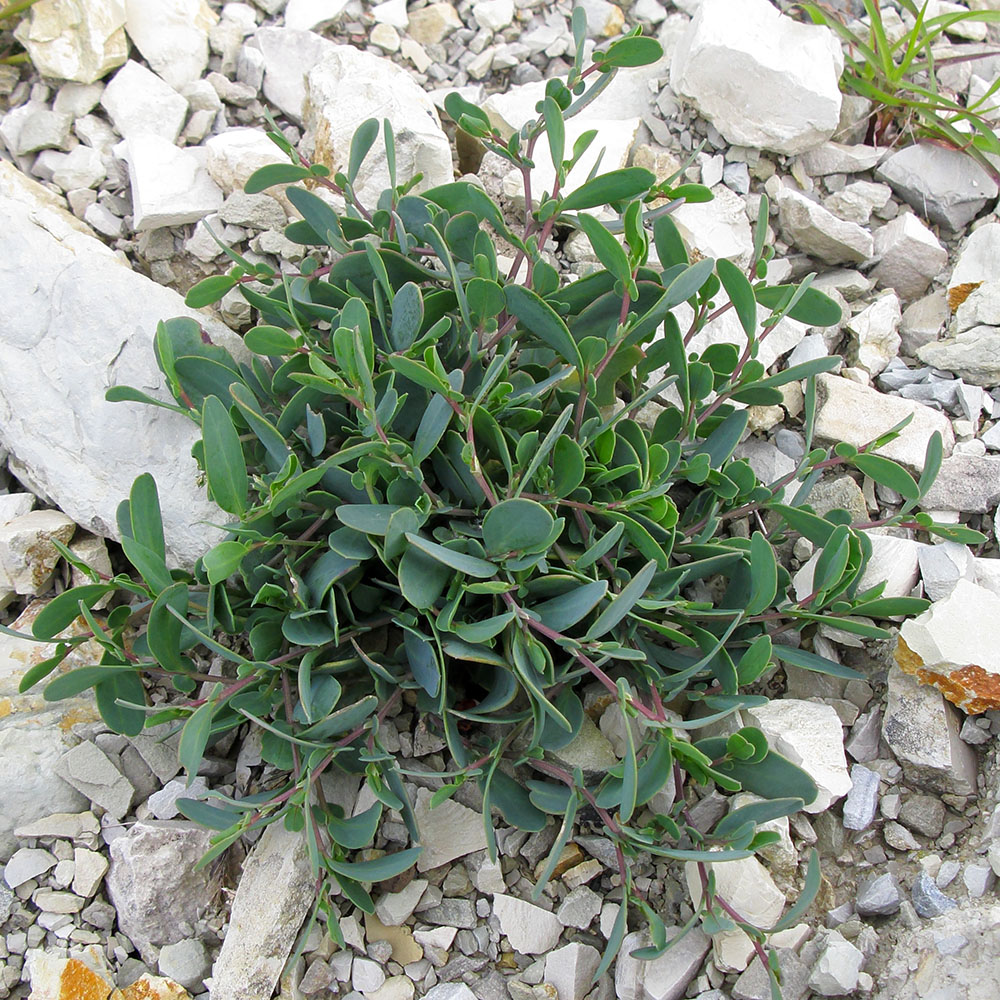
left=123, top=134, right=223, bottom=230
left=211, top=822, right=315, bottom=1000
left=776, top=187, right=874, bottom=265
left=671, top=185, right=754, bottom=270
left=745, top=700, right=851, bottom=813
left=124, top=0, right=217, bottom=90
left=685, top=855, right=785, bottom=972
left=813, top=373, right=954, bottom=472
left=898, top=579, right=1000, bottom=714
left=303, top=45, right=453, bottom=208
left=285, top=0, right=350, bottom=30
left=100, top=60, right=189, bottom=144
left=0, top=161, right=245, bottom=567
left=246, top=27, right=337, bottom=122
left=871, top=212, right=947, bottom=301
left=14, top=0, right=128, bottom=84
left=492, top=893, right=563, bottom=955
left=670, top=0, right=843, bottom=155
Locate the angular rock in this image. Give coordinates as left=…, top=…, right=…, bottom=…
left=842, top=764, right=880, bottom=831
left=413, top=787, right=489, bottom=872
left=745, top=700, right=851, bottom=813
left=71, top=848, right=108, bottom=898
left=26, top=946, right=118, bottom=1000
left=912, top=872, right=957, bottom=917
left=776, top=187, right=874, bottom=265
left=898, top=794, right=946, bottom=838
left=871, top=213, right=948, bottom=301
left=808, top=930, right=864, bottom=996
left=801, top=141, right=883, bottom=176
left=285, top=0, right=351, bottom=31
left=124, top=0, right=216, bottom=89
left=920, top=454, right=1000, bottom=512
left=0, top=161, right=246, bottom=568
left=686, top=856, right=785, bottom=972
left=670, top=0, right=843, bottom=155
left=856, top=873, right=901, bottom=916
left=492, top=893, right=563, bottom=955
left=897, top=579, right=1000, bottom=713
left=245, top=27, right=336, bottom=122
left=303, top=45, right=452, bottom=208
left=14, top=0, right=128, bottom=84
left=544, top=942, right=601, bottom=1000
left=548, top=711, right=618, bottom=779
left=671, top=184, right=754, bottom=269
left=813, top=373, right=954, bottom=471
left=375, top=879, right=428, bottom=927
left=919, top=327, right=1000, bottom=387
left=106, top=821, right=220, bottom=963
left=876, top=142, right=998, bottom=231
left=953, top=281, right=1000, bottom=334
left=3, top=847, right=57, bottom=889
left=51, top=145, right=106, bottom=191
left=54, top=740, right=134, bottom=820
left=882, top=665, right=978, bottom=796
left=950, top=222, right=1000, bottom=291
left=204, top=127, right=287, bottom=196
left=615, top=926, right=710, bottom=1000
left=918, top=541, right=974, bottom=601
left=100, top=60, right=188, bottom=144
left=0, top=509, right=76, bottom=595
left=407, top=2, right=461, bottom=44
left=824, top=179, right=892, bottom=225
left=123, top=134, right=223, bottom=230
left=846, top=291, right=901, bottom=376
left=424, top=986, right=476, bottom=1000
left=211, top=822, right=315, bottom=1000
left=364, top=913, right=424, bottom=966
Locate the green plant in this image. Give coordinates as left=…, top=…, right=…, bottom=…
left=797, top=0, right=1000, bottom=178
left=0, top=0, right=39, bottom=66
left=3, top=11, right=984, bottom=997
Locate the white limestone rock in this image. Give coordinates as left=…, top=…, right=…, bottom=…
left=823, top=180, right=892, bottom=226
left=800, top=142, right=883, bottom=176
left=123, top=134, right=223, bottom=230
left=544, top=942, right=601, bottom=1000
left=4, top=848, right=58, bottom=889
left=919, top=327, right=1000, bottom=387
left=211, top=823, right=315, bottom=1000
left=50, top=145, right=106, bottom=191
left=813, top=373, right=954, bottom=471
left=246, top=27, right=336, bottom=122
left=106, top=821, right=220, bottom=963
left=100, top=61, right=188, bottom=144
left=303, top=45, right=453, bottom=208
left=14, top=0, right=128, bottom=85
left=846, top=291, right=901, bottom=376
left=898, top=579, right=1000, bottom=714
left=413, top=787, right=488, bottom=871
left=776, top=187, right=874, bottom=265
left=0, top=161, right=246, bottom=568
left=0, top=509, right=76, bottom=595
left=876, top=142, right=998, bottom=231
left=615, top=926, right=710, bottom=1000
left=949, top=222, right=1000, bottom=289
left=124, top=0, right=217, bottom=90
left=72, top=848, right=108, bottom=898
left=745, top=700, right=851, bottom=813
left=871, top=212, right=947, bottom=301
left=920, top=454, right=1000, bottom=512
left=373, top=0, right=409, bottom=28
left=670, top=0, right=843, bottom=155
left=882, top=665, right=978, bottom=796
left=953, top=280, right=1000, bottom=333
left=204, top=127, right=288, bottom=197
left=808, top=930, right=864, bottom=996
left=407, top=2, right=462, bottom=45
left=285, top=0, right=350, bottom=30
left=686, top=855, right=785, bottom=972
left=492, top=893, right=563, bottom=955
left=473, top=0, right=514, bottom=31
left=54, top=739, right=135, bottom=820
left=670, top=185, right=754, bottom=269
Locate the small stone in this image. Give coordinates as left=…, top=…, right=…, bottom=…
left=375, top=879, right=428, bottom=927
left=856, top=874, right=901, bottom=916
left=412, top=787, right=488, bottom=872
left=371, top=22, right=401, bottom=52
left=776, top=187, right=874, bottom=265
left=846, top=291, right=901, bottom=376
left=472, top=0, right=514, bottom=32
left=871, top=212, right=947, bottom=300
left=615, top=926, right=711, bottom=1000
left=962, top=862, right=996, bottom=898
left=3, top=848, right=57, bottom=889
left=71, top=849, right=108, bottom=898
left=100, top=60, right=188, bottom=144
left=424, top=985, right=477, bottom=1000
left=808, top=931, right=864, bottom=996
left=54, top=740, right=134, bottom=820
left=353, top=957, right=386, bottom=995
left=912, top=872, right=957, bottom=917
left=124, top=0, right=217, bottom=89
left=284, top=0, right=350, bottom=31
left=898, top=795, right=946, bottom=839
left=556, top=886, right=602, bottom=930
left=492, top=894, right=563, bottom=955
left=842, top=765, right=880, bottom=831
left=544, top=942, right=601, bottom=1000
left=0, top=509, right=76, bottom=595
left=801, top=142, right=882, bottom=176
left=407, top=2, right=461, bottom=45
left=34, top=889, right=85, bottom=913
left=157, top=938, right=210, bottom=991
left=884, top=821, right=922, bottom=852
left=919, top=327, right=1000, bottom=388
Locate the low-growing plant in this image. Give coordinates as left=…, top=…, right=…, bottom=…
left=3, top=10, right=985, bottom=997
left=797, top=0, right=1000, bottom=178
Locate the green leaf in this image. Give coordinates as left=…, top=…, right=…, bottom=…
left=412, top=393, right=453, bottom=464
left=716, top=258, right=757, bottom=339
left=326, top=846, right=422, bottom=882
left=534, top=580, right=608, bottom=632
left=146, top=582, right=191, bottom=674
left=714, top=797, right=805, bottom=838
left=586, top=559, right=657, bottom=639
left=653, top=213, right=688, bottom=269
left=176, top=798, right=241, bottom=830
left=385, top=354, right=452, bottom=397
left=179, top=697, right=217, bottom=781
left=30, top=585, right=115, bottom=641
left=542, top=95, right=565, bottom=172
left=337, top=505, right=403, bottom=535
left=575, top=213, right=631, bottom=285
left=202, top=395, right=248, bottom=517
left=328, top=802, right=383, bottom=850
left=203, top=540, right=250, bottom=584
left=853, top=453, right=919, bottom=501
left=755, top=284, right=841, bottom=326
left=44, top=664, right=131, bottom=701
left=128, top=474, right=166, bottom=562
left=95, top=671, right=146, bottom=737
left=593, top=898, right=627, bottom=983
left=533, top=789, right=579, bottom=898
left=185, top=274, right=237, bottom=309
left=745, top=532, right=777, bottom=616
left=559, top=167, right=656, bottom=211
left=598, top=35, right=663, bottom=68
left=663, top=257, right=716, bottom=308
left=390, top=282, right=424, bottom=352
left=399, top=545, right=452, bottom=610
left=348, top=118, right=379, bottom=182
left=770, top=644, right=864, bottom=680
left=577, top=522, right=624, bottom=569
left=504, top=285, right=584, bottom=372
left=482, top=498, right=555, bottom=554
left=244, top=163, right=312, bottom=194
left=122, top=536, right=173, bottom=595
left=695, top=737, right=819, bottom=807
left=404, top=533, right=498, bottom=579
left=486, top=770, right=548, bottom=832
left=244, top=325, right=300, bottom=355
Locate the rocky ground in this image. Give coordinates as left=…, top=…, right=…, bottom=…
left=3, top=1, right=1000, bottom=999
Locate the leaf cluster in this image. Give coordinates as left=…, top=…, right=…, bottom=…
left=12, top=12, right=981, bottom=990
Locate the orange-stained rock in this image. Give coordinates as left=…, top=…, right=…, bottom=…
left=896, top=579, right=1000, bottom=714
left=27, top=949, right=113, bottom=1000
left=118, top=975, right=191, bottom=1000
